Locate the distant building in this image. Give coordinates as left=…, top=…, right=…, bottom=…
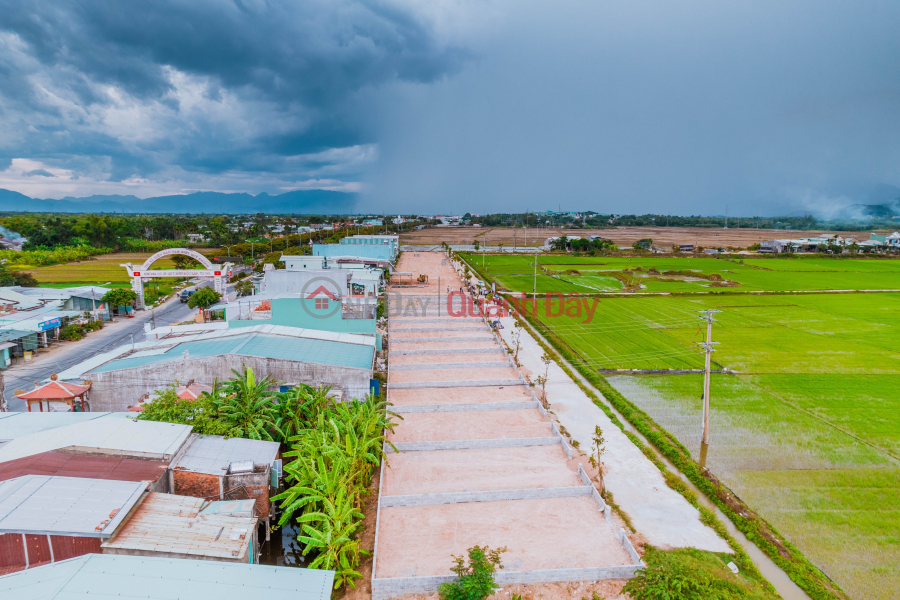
left=869, top=232, right=900, bottom=247
left=281, top=255, right=326, bottom=270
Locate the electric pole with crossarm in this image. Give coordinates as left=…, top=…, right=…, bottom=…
left=697, top=309, right=721, bottom=469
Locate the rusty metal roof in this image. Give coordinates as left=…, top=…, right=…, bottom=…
left=101, top=493, right=258, bottom=561
left=0, top=451, right=168, bottom=484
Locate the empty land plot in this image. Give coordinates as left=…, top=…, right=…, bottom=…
left=374, top=497, right=630, bottom=579
left=381, top=446, right=580, bottom=495
left=387, top=410, right=551, bottom=443
left=402, top=226, right=845, bottom=249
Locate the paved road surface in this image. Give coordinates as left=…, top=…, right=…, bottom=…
left=2, top=278, right=232, bottom=412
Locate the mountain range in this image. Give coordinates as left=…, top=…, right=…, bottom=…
left=0, top=188, right=358, bottom=214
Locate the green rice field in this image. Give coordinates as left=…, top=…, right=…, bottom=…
left=24, top=252, right=196, bottom=285
left=465, top=253, right=900, bottom=293
left=464, top=252, right=900, bottom=600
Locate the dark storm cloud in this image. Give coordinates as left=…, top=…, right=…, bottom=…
left=0, top=0, right=469, bottom=192
left=364, top=0, right=900, bottom=216
left=0, top=0, right=466, bottom=107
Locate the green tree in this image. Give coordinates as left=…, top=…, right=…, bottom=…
left=438, top=546, right=507, bottom=600
left=137, top=383, right=232, bottom=436
left=187, top=287, right=221, bottom=309
left=170, top=255, right=201, bottom=269
left=217, top=366, right=281, bottom=441
left=101, top=288, right=137, bottom=307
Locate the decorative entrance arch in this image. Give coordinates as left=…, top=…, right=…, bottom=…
left=122, top=248, right=233, bottom=310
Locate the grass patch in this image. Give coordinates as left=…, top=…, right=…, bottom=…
left=624, top=547, right=780, bottom=600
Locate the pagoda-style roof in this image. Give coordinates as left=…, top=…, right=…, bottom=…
left=176, top=383, right=212, bottom=400
left=15, top=377, right=90, bottom=400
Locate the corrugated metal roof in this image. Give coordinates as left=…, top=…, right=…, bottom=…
left=200, top=499, right=257, bottom=517
left=91, top=331, right=374, bottom=373
left=0, top=413, right=112, bottom=442
left=101, top=493, right=257, bottom=560
left=0, top=554, right=335, bottom=600
left=0, top=415, right=192, bottom=464
left=0, top=475, right=146, bottom=537
left=173, top=434, right=279, bottom=476
left=0, top=451, right=169, bottom=484
left=0, top=329, right=32, bottom=343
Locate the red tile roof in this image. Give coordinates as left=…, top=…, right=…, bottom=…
left=15, top=380, right=90, bottom=400
left=176, top=383, right=212, bottom=400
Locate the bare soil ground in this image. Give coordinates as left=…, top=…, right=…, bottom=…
left=401, top=226, right=847, bottom=249
left=375, top=497, right=630, bottom=578
left=388, top=366, right=518, bottom=383
left=389, top=386, right=531, bottom=406
left=382, top=446, right=581, bottom=495
left=390, top=352, right=508, bottom=366
left=387, top=410, right=551, bottom=443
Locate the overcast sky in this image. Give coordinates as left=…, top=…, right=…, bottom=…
left=1, top=0, right=899, bottom=215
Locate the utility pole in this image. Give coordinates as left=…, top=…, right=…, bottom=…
left=533, top=247, right=538, bottom=298
left=696, top=309, right=721, bottom=469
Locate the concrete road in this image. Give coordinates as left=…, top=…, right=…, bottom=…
left=2, top=277, right=233, bottom=412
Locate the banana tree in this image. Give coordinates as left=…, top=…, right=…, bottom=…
left=218, top=366, right=281, bottom=441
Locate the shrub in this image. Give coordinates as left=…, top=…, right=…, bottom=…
left=624, top=547, right=776, bottom=600
left=187, top=287, right=221, bottom=309
left=58, top=324, right=84, bottom=341
left=438, top=546, right=507, bottom=600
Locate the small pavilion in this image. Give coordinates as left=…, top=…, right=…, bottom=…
left=15, top=374, right=91, bottom=412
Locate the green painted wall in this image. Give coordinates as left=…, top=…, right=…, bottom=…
left=228, top=297, right=381, bottom=349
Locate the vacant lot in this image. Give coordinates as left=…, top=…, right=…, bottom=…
left=465, top=253, right=900, bottom=600
left=24, top=252, right=201, bottom=285
left=403, top=225, right=848, bottom=248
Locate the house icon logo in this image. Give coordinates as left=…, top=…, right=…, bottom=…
left=300, top=278, right=341, bottom=319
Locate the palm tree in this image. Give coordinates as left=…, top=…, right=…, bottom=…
left=217, top=366, right=281, bottom=441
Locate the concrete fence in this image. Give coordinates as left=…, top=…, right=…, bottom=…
left=394, top=401, right=539, bottom=414
left=380, top=485, right=593, bottom=508
left=550, top=420, right=574, bottom=459
left=390, top=379, right=524, bottom=389
left=389, top=348, right=505, bottom=356
left=390, top=362, right=510, bottom=371
left=387, top=436, right=560, bottom=453
left=390, top=335, right=494, bottom=343
left=372, top=565, right=644, bottom=600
